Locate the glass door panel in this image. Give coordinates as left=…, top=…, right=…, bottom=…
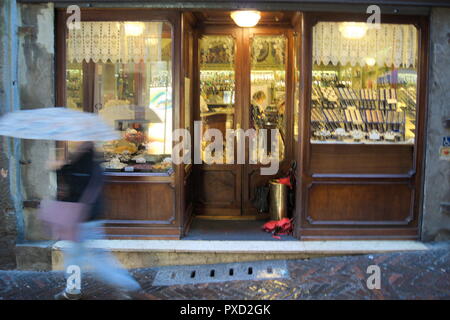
left=199, top=35, right=236, bottom=163
left=250, top=35, right=287, bottom=162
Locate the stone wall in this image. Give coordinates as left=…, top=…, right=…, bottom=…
left=1, top=2, right=57, bottom=269
left=422, top=7, right=450, bottom=241
left=18, top=3, right=56, bottom=241
left=0, top=0, right=18, bottom=269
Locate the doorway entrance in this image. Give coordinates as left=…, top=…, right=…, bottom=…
left=192, top=12, right=300, bottom=218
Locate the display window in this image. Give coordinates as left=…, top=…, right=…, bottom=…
left=310, top=22, right=418, bottom=145
left=65, top=21, right=173, bottom=174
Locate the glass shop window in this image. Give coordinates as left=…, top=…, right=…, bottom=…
left=310, top=22, right=418, bottom=145
left=66, top=21, right=173, bottom=174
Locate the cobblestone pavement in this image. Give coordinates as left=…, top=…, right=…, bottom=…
left=0, top=243, right=449, bottom=300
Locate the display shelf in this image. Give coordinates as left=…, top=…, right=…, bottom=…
left=311, top=139, right=414, bottom=145
left=310, top=84, right=418, bottom=143
left=104, top=171, right=174, bottom=178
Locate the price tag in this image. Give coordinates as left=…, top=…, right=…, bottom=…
left=387, top=98, right=397, bottom=104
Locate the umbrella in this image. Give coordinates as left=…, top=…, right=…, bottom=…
left=0, top=107, right=120, bottom=141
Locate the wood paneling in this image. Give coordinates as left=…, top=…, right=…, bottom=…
left=180, top=12, right=196, bottom=237
left=195, top=167, right=241, bottom=213
left=31, top=0, right=446, bottom=9
left=298, top=228, right=420, bottom=241
left=103, top=175, right=176, bottom=222
left=310, top=144, right=414, bottom=176
left=306, top=182, right=414, bottom=225
left=194, top=11, right=295, bottom=27
left=102, top=174, right=179, bottom=238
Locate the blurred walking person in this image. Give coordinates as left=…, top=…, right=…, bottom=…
left=0, top=107, right=142, bottom=299
left=47, top=141, right=141, bottom=300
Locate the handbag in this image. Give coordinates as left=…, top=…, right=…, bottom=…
left=38, top=199, right=89, bottom=241
left=38, top=164, right=103, bottom=241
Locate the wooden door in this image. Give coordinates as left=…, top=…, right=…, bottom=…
left=194, top=27, right=244, bottom=216
left=241, top=27, right=295, bottom=216
left=194, top=26, right=295, bottom=217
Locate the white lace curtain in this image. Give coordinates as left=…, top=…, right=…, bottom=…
left=67, top=22, right=163, bottom=63
left=313, top=22, right=418, bottom=68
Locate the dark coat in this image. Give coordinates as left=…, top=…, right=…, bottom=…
left=251, top=104, right=267, bottom=129
left=57, top=145, right=104, bottom=221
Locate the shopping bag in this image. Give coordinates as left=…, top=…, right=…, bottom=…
left=38, top=199, right=89, bottom=241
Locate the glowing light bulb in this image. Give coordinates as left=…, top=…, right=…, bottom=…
left=365, top=57, right=376, bottom=66
left=339, top=22, right=368, bottom=39
left=230, top=11, right=261, bottom=28
left=124, top=22, right=144, bottom=36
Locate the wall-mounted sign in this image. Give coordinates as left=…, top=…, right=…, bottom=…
left=443, top=136, right=450, bottom=147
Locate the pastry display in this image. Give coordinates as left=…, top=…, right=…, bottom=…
left=124, top=128, right=148, bottom=145
left=117, top=151, right=132, bottom=163
left=101, top=128, right=172, bottom=173
left=152, top=161, right=172, bottom=172
left=132, top=163, right=153, bottom=171
left=101, top=158, right=127, bottom=170
left=112, top=140, right=138, bottom=155
left=134, top=157, right=146, bottom=164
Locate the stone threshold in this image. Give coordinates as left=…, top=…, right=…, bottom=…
left=16, top=240, right=429, bottom=271
left=54, top=239, right=428, bottom=253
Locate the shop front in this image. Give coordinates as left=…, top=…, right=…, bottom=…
left=55, top=6, right=429, bottom=240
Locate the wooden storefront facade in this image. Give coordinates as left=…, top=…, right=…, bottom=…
left=55, top=6, right=430, bottom=240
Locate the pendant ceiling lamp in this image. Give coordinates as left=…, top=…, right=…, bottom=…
left=230, top=10, right=261, bottom=27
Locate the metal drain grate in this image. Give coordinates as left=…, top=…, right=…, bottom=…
left=152, top=260, right=289, bottom=286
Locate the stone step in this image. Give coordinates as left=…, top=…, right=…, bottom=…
left=16, top=240, right=430, bottom=271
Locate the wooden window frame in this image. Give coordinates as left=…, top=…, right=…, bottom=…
left=295, top=12, right=430, bottom=240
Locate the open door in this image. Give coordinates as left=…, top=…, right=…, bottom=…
left=180, top=12, right=196, bottom=235
left=194, top=27, right=244, bottom=216
left=192, top=12, right=298, bottom=220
